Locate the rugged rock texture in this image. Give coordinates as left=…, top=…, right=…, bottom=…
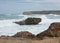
left=36, top=22, right=60, bottom=40
left=12, top=31, right=35, bottom=39
left=23, top=11, right=60, bottom=14
left=13, top=22, right=60, bottom=40
left=14, top=17, right=41, bottom=25
left=15, top=21, right=25, bottom=25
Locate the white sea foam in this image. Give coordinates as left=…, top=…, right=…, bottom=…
left=0, top=14, right=60, bottom=36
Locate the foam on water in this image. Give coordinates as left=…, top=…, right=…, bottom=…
left=0, top=14, right=60, bottom=36
left=0, top=22, right=50, bottom=36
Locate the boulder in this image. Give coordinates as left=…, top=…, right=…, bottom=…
left=36, top=22, right=60, bottom=40
left=14, top=17, right=41, bottom=25
left=12, top=31, right=35, bottom=39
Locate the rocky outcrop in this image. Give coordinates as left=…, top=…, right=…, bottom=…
left=12, top=22, right=60, bottom=40
left=36, top=22, right=60, bottom=40
left=12, top=31, right=35, bottom=39
left=14, top=17, right=41, bottom=25
left=23, top=11, right=60, bottom=14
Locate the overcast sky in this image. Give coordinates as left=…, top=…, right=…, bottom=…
left=0, top=0, right=60, bottom=14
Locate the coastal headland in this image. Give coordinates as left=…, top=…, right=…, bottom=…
left=23, top=10, right=60, bottom=14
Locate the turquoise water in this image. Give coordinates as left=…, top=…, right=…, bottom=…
left=46, top=14, right=60, bottom=19
left=0, top=14, right=60, bottom=20
left=0, top=14, right=24, bottom=20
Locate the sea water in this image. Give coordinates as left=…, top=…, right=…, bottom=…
left=0, top=14, right=60, bottom=36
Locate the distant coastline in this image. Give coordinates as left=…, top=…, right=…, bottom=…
left=23, top=10, right=60, bottom=14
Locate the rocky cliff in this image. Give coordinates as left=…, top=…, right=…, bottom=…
left=36, top=22, right=60, bottom=40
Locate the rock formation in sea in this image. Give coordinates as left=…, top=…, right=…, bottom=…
left=23, top=10, right=60, bottom=14
left=36, top=22, right=60, bottom=40
left=12, top=31, right=35, bottom=39
left=14, top=17, right=41, bottom=25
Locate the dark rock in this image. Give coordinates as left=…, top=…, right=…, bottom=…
left=25, top=18, right=41, bottom=25
left=15, top=21, right=25, bottom=25
left=12, top=31, right=35, bottom=39
left=36, top=22, right=60, bottom=40
left=14, top=17, right=41, bottom=25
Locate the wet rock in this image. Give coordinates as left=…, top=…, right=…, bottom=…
left=12, top=31, right=35, bottom=39
left=36, top=22, right=60, bottom=40
left=15, top=21, right=25, bottom=25
left=14, top=17, right=41, bottom=25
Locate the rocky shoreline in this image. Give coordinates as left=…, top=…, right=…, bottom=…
left=0, top=22, right=60, bottom=43
left=0, top=22, right=60, bottom=40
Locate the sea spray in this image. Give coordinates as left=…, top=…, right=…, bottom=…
left=0, top=14, right=60, bottom=36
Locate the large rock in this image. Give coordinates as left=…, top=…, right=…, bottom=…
left=12, top=31, right=35, bottom=39
left=14, top=17, right=41, bottom=25
left=36, top=22, right=60, bottom=40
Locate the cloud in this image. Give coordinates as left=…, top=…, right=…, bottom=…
left=45, top=0, right=60, bottom=3
left=25, top=0, right=32, bottom=2
left=45, top=0, right=60, bottom=8
left=0, top=0, right=60, bottom=4
left=21, top=0, right=60, bottom=3
left=0, top=0, right=60, bottom=14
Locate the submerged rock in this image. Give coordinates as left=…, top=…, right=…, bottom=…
left=12, top=31, right=35, bottom=39
left=36, top=22, right=60, bottom=40
left=14, top=17, right=41, bottom=25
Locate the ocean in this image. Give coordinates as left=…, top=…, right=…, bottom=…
left=0, top=14, right=60, bottom=36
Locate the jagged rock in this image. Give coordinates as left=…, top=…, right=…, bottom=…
left=14, top=17, right=41, bottom=25
left=15, top=21, right=25, bottom=25
left=12, top=31, right=35, bottom=39
left=36, top=22, right=60, bottom=40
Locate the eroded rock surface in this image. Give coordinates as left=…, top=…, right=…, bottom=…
left=12, top=31, right=35, bottom=39
left=14, top=17, right=41, bottom=25
left=36, top=22, right=60, bottom=40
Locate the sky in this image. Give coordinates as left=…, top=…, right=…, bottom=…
left=0, top=0, right=60, bottom=14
